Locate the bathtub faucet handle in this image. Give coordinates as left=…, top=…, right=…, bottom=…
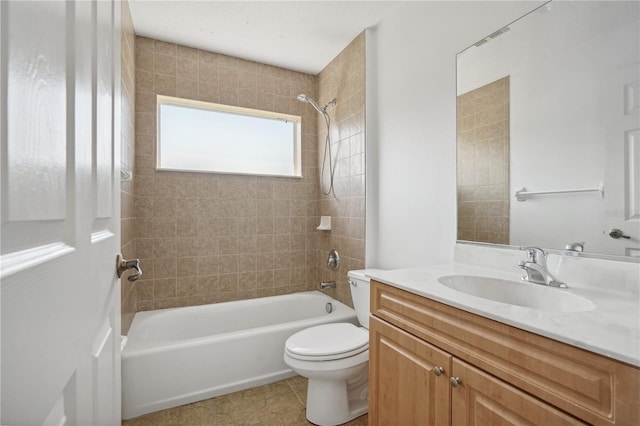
left=319, top=281, right=336, bottom=290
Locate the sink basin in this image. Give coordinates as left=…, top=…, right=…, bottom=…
left=437, top=275, right=595, bottom=312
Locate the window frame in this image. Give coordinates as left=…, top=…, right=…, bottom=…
left=156, top=95, right=303, bottom=178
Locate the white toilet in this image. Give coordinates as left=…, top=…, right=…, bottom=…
left=284, top=269, right=377, bottom=426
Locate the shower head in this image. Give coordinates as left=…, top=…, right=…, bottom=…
left=296, top=94, right=326, bottom=115
left=297, top=94, right=337, bottom=197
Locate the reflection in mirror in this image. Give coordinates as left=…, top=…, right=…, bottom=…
left=456, top=1, right=640, bottom=258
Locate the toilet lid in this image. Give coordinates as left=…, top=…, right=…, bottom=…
left=285, top=323, right=368, bottom=360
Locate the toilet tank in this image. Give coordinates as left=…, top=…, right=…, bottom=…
left=348, top=269, right=382, bottom=329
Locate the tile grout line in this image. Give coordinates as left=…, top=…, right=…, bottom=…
left=287, top=380, right=306, bottom=409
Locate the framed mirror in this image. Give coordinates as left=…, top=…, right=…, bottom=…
left=456, top=1, right=640, bottom=259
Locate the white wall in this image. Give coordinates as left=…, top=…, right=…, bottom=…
left=365, top=1, right=543, bottom=269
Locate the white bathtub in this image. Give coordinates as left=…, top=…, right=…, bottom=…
left=121, top=291, right=358, bottom=419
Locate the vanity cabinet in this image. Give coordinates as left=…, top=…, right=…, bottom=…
left=369, top=281, right=640, bottom=426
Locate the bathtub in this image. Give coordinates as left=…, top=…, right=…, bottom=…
left=121, top=291, right=358, bottom=419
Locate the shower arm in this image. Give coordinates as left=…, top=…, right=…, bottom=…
left=323, top=99, right=337, bottom=109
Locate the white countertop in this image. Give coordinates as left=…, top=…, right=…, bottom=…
left=368, top=261, right=640, bottom=367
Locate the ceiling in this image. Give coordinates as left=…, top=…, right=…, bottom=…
left=128, top=1, right=404, bottom=75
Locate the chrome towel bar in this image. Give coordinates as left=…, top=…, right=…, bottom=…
left=515, top=182, right=604, bottom=202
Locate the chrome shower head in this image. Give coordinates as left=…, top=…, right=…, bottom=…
left=297, top=94, right=336, bottom=197
left=296, top=93, right=325, bottom=115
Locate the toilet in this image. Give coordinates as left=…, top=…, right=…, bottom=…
left=284, top=269, right=378, bottom=426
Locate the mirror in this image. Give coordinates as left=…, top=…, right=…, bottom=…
left=456, top=1, right=640, bottom=259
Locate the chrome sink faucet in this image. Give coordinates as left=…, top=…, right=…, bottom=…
left=518, top=247, right=567, bottom=288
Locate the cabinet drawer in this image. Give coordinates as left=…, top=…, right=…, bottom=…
left=371, top=280, right=640, bottom=425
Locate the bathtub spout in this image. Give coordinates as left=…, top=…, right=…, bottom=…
left=319, top=281, right=336, bottom=290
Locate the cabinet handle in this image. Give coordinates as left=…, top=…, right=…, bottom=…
left=434, top=367, right=445, bottom=376
left=449, top=377, right=462, bottom=387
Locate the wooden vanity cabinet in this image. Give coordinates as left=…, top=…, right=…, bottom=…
left=369, top=280, right=640, bottom=426
left=370, top=316, right=584, bottom=425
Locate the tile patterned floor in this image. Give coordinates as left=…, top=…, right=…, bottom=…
left=121, top=376, right=368, bottom=426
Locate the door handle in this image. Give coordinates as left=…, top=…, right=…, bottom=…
left=608, top=228, right=631, bottom=240
left=116, top=254, right=142, bottom=281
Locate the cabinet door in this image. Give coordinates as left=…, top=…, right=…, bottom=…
left=369, top=316, right=452, bottom=426
left=451, top=359, right=586, bottom=426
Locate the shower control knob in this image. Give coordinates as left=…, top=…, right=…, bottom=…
left=449, top=377, right=462, bottom=387
left=327, top=249, right=340, bottom=271
left=433, top=367, right=445, bottom=376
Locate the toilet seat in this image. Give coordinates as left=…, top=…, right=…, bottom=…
left=285, top=323, right=369, bottom=361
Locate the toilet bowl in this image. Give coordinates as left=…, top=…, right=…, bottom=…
left=284, top=270, right=378, bottom=426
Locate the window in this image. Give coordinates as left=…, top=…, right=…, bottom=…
left=157, top=95, right=302, bottom=177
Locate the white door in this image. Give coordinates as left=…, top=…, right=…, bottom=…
left=1, top=1, right=122, bottom=424
left=603, top=63, right=640, bottom=257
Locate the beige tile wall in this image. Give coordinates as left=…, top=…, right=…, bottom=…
left=133, top=36, right=322, bottom=310
left=456, top=76, right=510, bottom=245
left=120, top=1, right=136, bottom=334
left=315, top=34, right=366, bottom=306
